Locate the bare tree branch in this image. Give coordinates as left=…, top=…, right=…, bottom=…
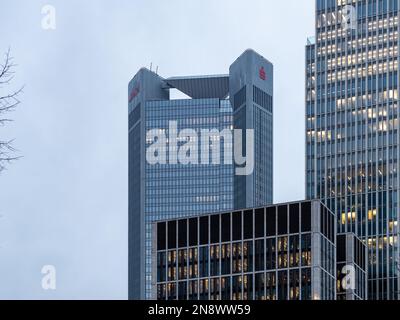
left=0, top=48, right=17, bottom=86
left=0, top=86, right=23, bottom=113
left=0, top=48, right=22, bottom=173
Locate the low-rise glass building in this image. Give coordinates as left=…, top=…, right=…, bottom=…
left=336, top=233, right=367, bottom=300
left=152, top=200, right=336, bottom=300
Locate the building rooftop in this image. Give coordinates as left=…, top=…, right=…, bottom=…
left=307, top=36, right=316, bottom=45
left=165, top=74, right=229, bottom=100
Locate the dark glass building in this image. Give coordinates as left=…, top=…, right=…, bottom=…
left=337, top=233, right=367, bottom=300
left=153, top=200, right=336, bottom=300
left=306, top=0, right=399, bottom=299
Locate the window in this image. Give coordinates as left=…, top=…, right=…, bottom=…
left=289, top=235, right=300, bottom=267
left=232, top=243, right=242, bottom=274
left=168, top=221, right=177, bottom=249
left=301, top=202, right=312, bottom=232
left=301, top=268, right=312, bottom=300
left=157, top=284, right=166, bottom=300
left=157, top=252, right=166, bottom=282
left=200, top=216, right=209, bottom=245
left=337, top=235, right=346, bottom=262
left=232, top=212, right=242, bottom=241
left=255, top=240, right=265, bottom=271
left=210, top=245, right=220, bottom=277
left=243, top=241, right=253, bottom=273
left=278, top=271, right=288, bottom=300
left=221, top=244, right=231, bottom=275
left=189, top=218, right=198, bottom=247
left=266, top=238, right=276, bottom=270
left=266, top=272, right=276, bottom=300
left=289, top=270, right=300, bottom=300
left=178, top=249, right=187, bottom=280
left=278, top=206, right=288, bottom=235
left=188, top=280, right=198, bottom=300
left=178, top=282, right=187, bottom=300
left=167, top=282, right=177, bottom=300
left=266, top=207, right=276, bottom=236
left=301, top=234, right=312, bottom=267
left=189, top=248, right=198, bottom=279
left=157, top=222, right=166, bottom=251
left=210, top=215, right=220, bottom=243
left=243, top=274, right=253, bottom=300
left=255, top=208, right=265, bottom=238
left=221, top=213, right=231, bottom=242
left=199, top=247, right=209, bottom=278
left=255, top=273, right=266, bottom=300
left=232, top=276, right=242, bottom=300
left=178, top=220, right=187, bottom=248
left=210, top=278, right=220, bottom=300
left=221, top=277, right=231, bottom=300
left=278, top=237, right=288, bottom=268
left=244, top=210, right=253, bottom=239
left=289, top=204, right=300, bottom=234
left=167, top=250, right=177, bottom=281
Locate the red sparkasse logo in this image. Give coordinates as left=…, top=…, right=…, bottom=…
left=129, top=84, right=140, bottom=103
left=259, top=66, right=266, bottom=80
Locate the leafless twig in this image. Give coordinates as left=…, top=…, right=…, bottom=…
left=0, top=49, right=22, bottom=173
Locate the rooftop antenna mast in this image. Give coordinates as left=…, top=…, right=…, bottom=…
left=150, top=62, right=153, bottom=72
left=156, top=66, right=159, bottom=75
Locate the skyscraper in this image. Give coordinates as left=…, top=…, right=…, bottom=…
left=306, top=0, right=399, bottom=299
left=128, top=49, right=273, bottom=299
left=230, top=51, right=274, bottom=209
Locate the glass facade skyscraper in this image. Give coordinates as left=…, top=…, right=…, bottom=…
left=306, top=0, right=400, bottom=299
left=145, top=99, right=234, bottom=220
left=129, top=49, right=274, bottom=300
left=230, top=52, right=274, bottom=209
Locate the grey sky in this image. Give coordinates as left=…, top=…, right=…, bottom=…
left=0, top=0, right=314, bottom=299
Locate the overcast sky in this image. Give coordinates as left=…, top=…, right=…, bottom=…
left=0, top=0, right=314, bottom=299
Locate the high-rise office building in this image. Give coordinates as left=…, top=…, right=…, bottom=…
left=230, top=52, right=274, bottom=209
left=306, top=0, right=399, bottom=299
left=129, top=49, right=273, bottom=299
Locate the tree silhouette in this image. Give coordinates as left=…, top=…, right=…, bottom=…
left=0, top=48, right=22, bottom=173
